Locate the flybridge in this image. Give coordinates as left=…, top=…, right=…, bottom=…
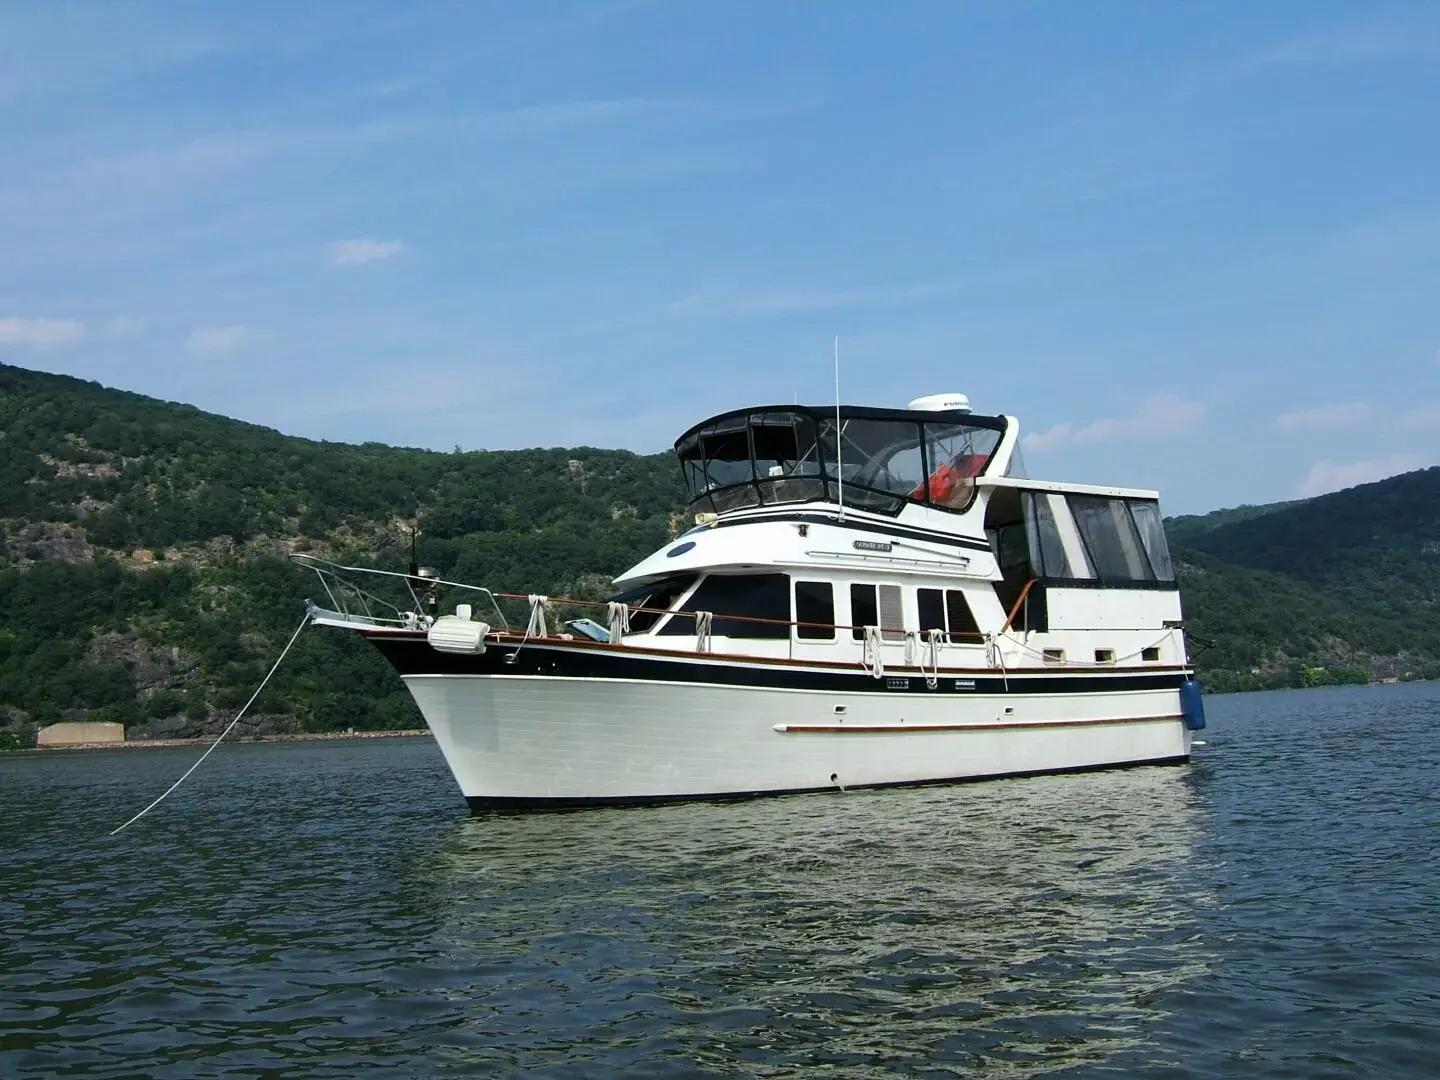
left=673, top=402, right=1011, bottom=518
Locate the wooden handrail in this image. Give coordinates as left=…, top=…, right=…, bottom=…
left=1001, top=579, right=1036, bottom=635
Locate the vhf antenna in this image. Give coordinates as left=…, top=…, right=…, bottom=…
left=834, top=335, right=844, bottom=518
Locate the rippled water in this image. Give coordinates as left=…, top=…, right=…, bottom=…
left=3, top=683, right=1438, bottom=1077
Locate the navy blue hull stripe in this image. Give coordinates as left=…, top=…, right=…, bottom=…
left=367, top=637, right=1189, bottom=696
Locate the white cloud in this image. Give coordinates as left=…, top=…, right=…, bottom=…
left=1023, top=394, right=1204, bottom=453
left=329, top=238, right=405, bottom=266
left=1399, top=400, right=1440, bottom=429
left=0, top=316, right=85, bottom=348
left=103, top=315, right=148, bottom=338
left=185, top=325, right=247, bottom=355
left=1275, top=402, right=1380, bottom=431
left=1247, top=20, right=1440, bottom=70
left=1295, top=454, right=1424, bottom=498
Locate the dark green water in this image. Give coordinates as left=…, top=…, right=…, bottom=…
left=2, top=683, right=1438, bottom=1077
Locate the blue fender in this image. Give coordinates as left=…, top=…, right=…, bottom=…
left=1180, top=679, right=1206, bottom=731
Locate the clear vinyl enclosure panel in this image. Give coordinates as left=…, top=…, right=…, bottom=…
left=675, top=407, right=1006, bottom=516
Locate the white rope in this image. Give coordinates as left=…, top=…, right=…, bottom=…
left=903, top=630, right=918, bottom=667
left=694, top=610, right=714, bottom=653
left=607, top=601, right=630, bottom=645
left=109, top=612, right=309, bottom=837
left=923, top=629, right=943, bottom=690
left=525, top=594, right=550, bottom=638
left=1003, top=628, right=1177, bottom=667
left=862, top=625, right=885, bottom=679
left=985, top=631, right=1010, bottom=692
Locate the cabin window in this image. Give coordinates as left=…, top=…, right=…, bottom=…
left=676, top=407, right=1006, bottom=518
left=850, top=583, right=904, bottom=641
left=1066, top=495, right=1176, bottom=584
left=1128, top=500, right=1174, bottom=581
left=1095, top=648, right=1116, bottom=664
left=794, top=581, right=836, bottom=640
left=917, top=588, right=981, bottom=642
left=921, top=422, right=1003, bottom=511
left=659, top=573, right=790, bottom=638
left=1142, top=646, right=1161, bottom=662
left=1043, top=648, right=1066, bottom=665
left=1026, top=492, right=1082, bottom=579
left=1068, top=496, right=1155, bottom=583
left=612, top=574, right=698, bottom=634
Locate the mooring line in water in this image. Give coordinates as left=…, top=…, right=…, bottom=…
left=108, top=612, right=310, bottom=837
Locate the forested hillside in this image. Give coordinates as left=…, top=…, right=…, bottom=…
left=0, top=363, right=684, bottom=748
left=1, top=361, right=1435, bottom=748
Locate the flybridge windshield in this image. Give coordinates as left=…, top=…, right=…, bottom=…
left=675, top=407, right=1006, bottom=516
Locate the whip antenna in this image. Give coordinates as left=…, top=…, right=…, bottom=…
left=834, top=335, right=844, bottom=518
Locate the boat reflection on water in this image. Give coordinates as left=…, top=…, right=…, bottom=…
left=416, top=767, right=1214, bottom=1076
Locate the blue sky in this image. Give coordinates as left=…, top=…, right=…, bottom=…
left=2, top=1, right=1438, bottom=514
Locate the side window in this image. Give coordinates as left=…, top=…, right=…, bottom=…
left=1068, top=496, right=1154, bottom=583
left=850, top=583, right=903, bottom=641
left=917, top=588, right=945, bottom=634
left=614, top=575, right=698, bottom=633
left=660, top=573, right=791, bottom=638
left=794, top=581, right=835, bottom=640
left=850, top=584, right=877, bottom=641
left=1128, top=500, right=1175, bottom=581
left=944, top=590, right=980, bottom=640
left=918, top=587, right=980, bottom=641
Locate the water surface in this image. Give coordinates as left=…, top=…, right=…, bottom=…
left=2, top=682, right=1438, bottom=1077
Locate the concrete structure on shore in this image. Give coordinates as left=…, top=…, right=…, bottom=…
left=37, top=721, right=125, bottom=747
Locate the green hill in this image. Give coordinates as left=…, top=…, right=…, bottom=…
left=0, top=362, right=684, bottom=748
left=0, top=361, right=1433, bottom=748
left=1164, top=468, right=1440, bottom=691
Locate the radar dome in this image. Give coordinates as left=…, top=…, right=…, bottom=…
left=907, top=393, right=971, bottom=413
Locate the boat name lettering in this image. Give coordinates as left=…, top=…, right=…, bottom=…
left=886, top=676, right=910, bottom=690
left=853, top=539, right=893, bottom=552
left=953, top=679, right=976, bottom=691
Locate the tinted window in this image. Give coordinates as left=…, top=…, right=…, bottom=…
left=794, top=581, right=835, bottom=640
left=1128, top=500, right=1174, bottom=581
left=918, top=587, right=980, bottom=641
left=917, top=588, right=945, bottom=634
left=850, top=583, right=878, bottom=640
left=1069, top=496, right=1154, bottom=583
left=613, top=575, right=697, bottom=633
left=660, top=574, right=791, bottom=638
left=945, top=590, right=980, bottom=640
left=1026, top=492, right=1080, bottom=578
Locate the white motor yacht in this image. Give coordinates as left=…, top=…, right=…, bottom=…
left=297, top=393, right=1204, bottom=809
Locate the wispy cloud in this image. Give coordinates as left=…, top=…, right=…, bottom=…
left=0, top=316, right=86, bottom=348
left=1398, top=400, right=1440, bottom=429
left=1023, top=395, right=1205, bottom=453
left=103, top=315, right=148, bottom=339
left=1275, top=402, right=1380, bottom=431
left=1277, top=399, right=1440, bottom=432
left=1296, top=454, right=1424, bottom=498
left=1246, top=18, right=1440, bottom=70
left=329, top=239, right=405, bottom=266
left=185, top=325, right=247, bottom=356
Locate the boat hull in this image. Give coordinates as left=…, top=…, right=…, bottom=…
left=398, top=666, right=1191, bottom=808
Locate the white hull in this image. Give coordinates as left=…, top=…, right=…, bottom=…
left=404, top=673, right=1191, bottom=806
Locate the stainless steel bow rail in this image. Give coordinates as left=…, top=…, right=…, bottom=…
left=290, top=552, right=511, bottom=630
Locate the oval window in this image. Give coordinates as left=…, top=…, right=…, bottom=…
left=667, top=541, right=697, bottom=558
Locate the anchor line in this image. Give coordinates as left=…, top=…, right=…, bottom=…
left=108, top=611, right=310, bottom=837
